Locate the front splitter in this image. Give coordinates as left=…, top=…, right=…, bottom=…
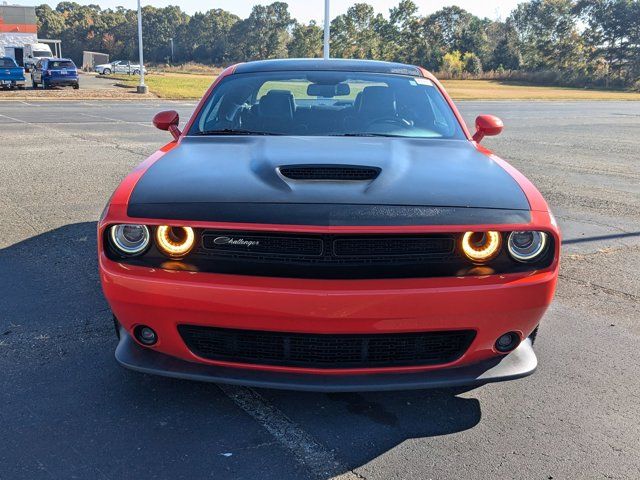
left=115, top=327, right=537, bottom=392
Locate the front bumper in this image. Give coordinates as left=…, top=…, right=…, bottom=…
left=116, top=326, right=537, bottom=392
left=101, top=251, right=557, bottom=383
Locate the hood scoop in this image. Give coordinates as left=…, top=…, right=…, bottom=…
left=279, top=164, right=381, bottom=181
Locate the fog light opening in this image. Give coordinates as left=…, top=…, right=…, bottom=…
left=134, top=325, right=158, bottom=346
left=495, top=332, right=520, bottom=353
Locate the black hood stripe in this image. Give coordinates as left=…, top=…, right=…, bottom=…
left=127, top=203, right=530, bottom=226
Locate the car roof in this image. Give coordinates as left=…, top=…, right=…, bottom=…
left=234, top=58, right=423, bottom=76
left=45, top=58, right=74, bottom=62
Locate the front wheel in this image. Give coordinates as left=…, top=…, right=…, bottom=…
left=103, top=68, right=111, bottom=75
left=73, top=83, right=79, bottom=90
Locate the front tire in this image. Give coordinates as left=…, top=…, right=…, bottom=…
left=103, top=68, right=111, bottom=75
left=113, top=316, right=121, bottom=339
left=73, top=83, right=79, bottom=90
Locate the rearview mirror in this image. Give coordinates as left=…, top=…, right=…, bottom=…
left=153, top=110, right=181, bottom=140
left=472, top=115, right=503, bottom=143
left=307, top=83, right=350, bottom=98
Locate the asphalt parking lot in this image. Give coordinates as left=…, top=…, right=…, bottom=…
left=1, top=100, right=639, bottom=479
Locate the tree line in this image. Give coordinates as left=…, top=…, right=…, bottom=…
left=36, top=0, right=640, bottom=89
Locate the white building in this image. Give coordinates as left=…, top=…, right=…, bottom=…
left=0, top=5, right=38, bottom=59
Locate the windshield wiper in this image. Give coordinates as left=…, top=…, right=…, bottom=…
left=195, top=129, right=282, bottom=136
left=334, top=133, right=408, bottom=138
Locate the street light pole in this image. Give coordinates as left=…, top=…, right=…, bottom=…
left=136, top=0, right=147, bottom=93
left=323, top=0, right=330, bottom=59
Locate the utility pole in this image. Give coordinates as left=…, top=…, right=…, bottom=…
left=170, top=38, right=174, bottom=64
left=323, top=0, right=330, bottom=59
left=136, top=0, right=147, bottom=93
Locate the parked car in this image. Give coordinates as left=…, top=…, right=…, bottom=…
left=100, top=59, right=560, bottom=392
left=95, top=60, right=146, bottom=75
left=31, top=58, right=79, bottom=89
left=0, top=56, right=26, bottom=90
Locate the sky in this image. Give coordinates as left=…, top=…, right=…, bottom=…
left=23, top=0, right=522, bottom=21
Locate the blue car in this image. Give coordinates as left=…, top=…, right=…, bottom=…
left=31, top=58, right=79, bottom=89
left=0, top=56, right=26, bottom=90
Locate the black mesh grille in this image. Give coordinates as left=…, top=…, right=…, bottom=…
left=279, top=165, right=380, bottom=181
left=334, top=237, right=454, bottom=257
left=201, top=231, right=455, bottom=264
left=202, top=234, right=323, bottom=256
left=178, top=325, right=476, bottom=369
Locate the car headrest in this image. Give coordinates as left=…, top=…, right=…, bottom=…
left=259, top=90, right=295, bottom=120
left=358, top=86, right=396, bottom=117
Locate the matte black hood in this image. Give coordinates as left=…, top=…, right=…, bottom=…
left=128, top=136, right=530, bottom=226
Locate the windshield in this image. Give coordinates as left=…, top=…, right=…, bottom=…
left=0, top=58, right=17, bottom=68
left=33, top=51, right=52, bottom=57
left=189, top=71, right=464, bottom=139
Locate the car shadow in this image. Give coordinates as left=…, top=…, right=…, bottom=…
left=1, top=222, right=481, bottom=479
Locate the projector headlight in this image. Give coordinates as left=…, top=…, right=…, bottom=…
left=507, top=231, right=548, bottom=262
left=109, top=224, right=150, bottom=255
left=155, top=226, right=195, bottom=258
left=460, top=231, right=502, bottom=263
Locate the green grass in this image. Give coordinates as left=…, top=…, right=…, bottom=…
left=443, top=79, right=640, bottom=100
left=112, top=72, right=214, bottom=99
left=114, top=73, right=640, bottom=101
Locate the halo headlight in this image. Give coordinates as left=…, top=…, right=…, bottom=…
left=461, top=231, right=502, bottom=263
left=507, top=231, right=548, bottom=262
left=109, top=224, right=150, bottom=255
left=155, top=226, right=195, bottom=258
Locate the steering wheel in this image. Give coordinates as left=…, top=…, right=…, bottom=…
left=365, top=117, right=412, bottom=129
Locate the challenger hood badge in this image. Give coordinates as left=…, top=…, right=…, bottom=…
left=214, top=236, right=260, bottom=247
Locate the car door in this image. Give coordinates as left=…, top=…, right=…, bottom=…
left=32, top=61, right=42, bottom=83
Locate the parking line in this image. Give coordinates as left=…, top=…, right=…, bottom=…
left=79, top=112, right=153, bottom=127
left=217, top=384, right=365, bottom=479
left=0, top=112, right=28, bottom=123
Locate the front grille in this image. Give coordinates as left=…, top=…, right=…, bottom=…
left=198, top=231, right=458, bottom=278
left=201, top=231, right=455, bottom=264
left=178, top=325, right=476, bottom=369
left=334, top=237, right=454, bottom=257
left=279, top=165, right=381, bottom=181
left=202, top=234, right=323, bottom=256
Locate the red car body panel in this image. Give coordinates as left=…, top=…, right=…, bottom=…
left=99, top=60, right=560, bottom=390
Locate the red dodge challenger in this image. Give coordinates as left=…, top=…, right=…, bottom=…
left=99, top=59, right=560, bottom=391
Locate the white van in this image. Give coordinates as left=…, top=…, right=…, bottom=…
left=16, top=43, right=54, bottom=72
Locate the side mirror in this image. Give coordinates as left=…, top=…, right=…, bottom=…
left=153, top=110, right=181, bottom=141
left=472, top=115, right=503, bottom=143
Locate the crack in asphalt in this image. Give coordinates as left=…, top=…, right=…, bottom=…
left=559, top=274, right=640, bottom=303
